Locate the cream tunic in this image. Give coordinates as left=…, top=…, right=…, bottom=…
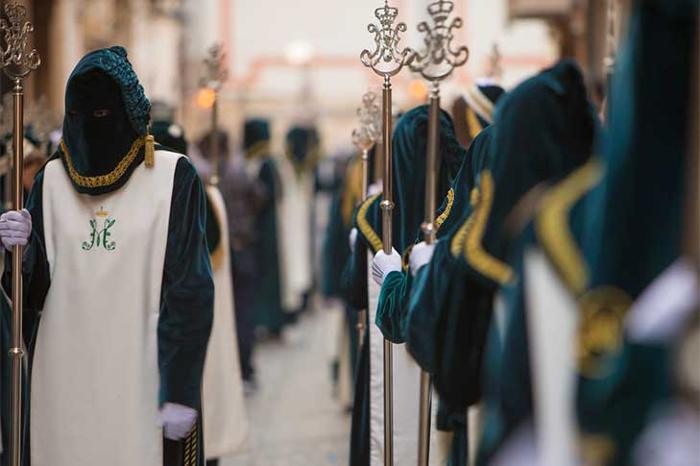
left=31, top=151, right=179, bottom=466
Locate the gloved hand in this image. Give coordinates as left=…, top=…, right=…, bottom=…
left=371, top=248, right=401, bottom=286
left=368, top=182, right=382, bottom=197
left=0, top=209, right=31, bottom=251
left=409, top=241, right=435, bottom=276
left=158, top=402, right=197, bottom=441
left=349, top=228, right=358, bottom=253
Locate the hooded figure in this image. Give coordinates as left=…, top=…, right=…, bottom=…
left=242, top=118, right=286, bottom=337
left=278, top=125, right=319, bottom=314
left=342, top=106, right=464, bottom=466
left=0, top=46, right=213, bottom=466
left=478, top=3, right=698, bottom=464
left=406, top=61, right=596, bottom=414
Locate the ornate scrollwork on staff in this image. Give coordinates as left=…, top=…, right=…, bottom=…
left=200, top=42, right=228, bottom=92
left=352, top=91, right=381, bottom=152
left=410, top=0, right=468, bottom=82
left=0, top=3, right=41, bottom=80
left=361, top=0, right=414, bottom=78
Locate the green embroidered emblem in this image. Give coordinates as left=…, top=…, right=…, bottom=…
left=82, top=207, right=117, bottom=251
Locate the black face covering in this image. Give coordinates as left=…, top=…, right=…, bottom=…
left=61, top=69, right=141, bottom=195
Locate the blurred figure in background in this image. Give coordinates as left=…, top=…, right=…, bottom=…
left=204, top=126, right=266, bottom=392
left=242, top=118, right=286, bottom=340
left=155, top=120, right=250, bottom=465
left=278, top=125, right=320, bottom=318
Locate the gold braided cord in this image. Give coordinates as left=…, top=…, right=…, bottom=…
left=435, top=188, right=455, bottom=230
left=461, top=170, right=513, bottom=284
left=183, top=425, right=199, bottom=466
left=357, top=193, right=383, bottom=253
left=536, top=159, right=603, bottom=294
left=59, top=137, right=145, bottom=188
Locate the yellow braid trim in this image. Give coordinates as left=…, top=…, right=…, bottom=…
left=461, top=170, right=513, bottom=284
left=536, top=159, right=603, bottom=294
left=60, top=137, right=145, bottom=188
left=357, top=193, right=383, bottom=253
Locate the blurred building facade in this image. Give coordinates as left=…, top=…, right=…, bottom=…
left=2, top=0, right=620, bottom=155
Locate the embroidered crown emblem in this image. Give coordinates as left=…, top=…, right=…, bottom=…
left=96, top=206, right=109, bottom=218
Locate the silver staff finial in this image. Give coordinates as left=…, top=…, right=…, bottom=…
left=410, top=0, right=469, bottom=82
left=0, top=3, right=41, bottom=80
left=352, top=91, right=381, bottom=152
left=361, top=0, right=414, bottom=78
left=200, top=42, right=228, bottom=92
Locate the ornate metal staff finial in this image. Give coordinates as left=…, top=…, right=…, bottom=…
left=410, top=0, right=469, bottom=82
left=350, top=90, right=380, bottom=353
left=352, top=91, right=381, bottom=152
left=199, top=43, right=228, bottom=186
left=200, top=42, right=228, bottom=91
left=0, top=3, right=41, bottom=80
left=360, top=0, right=414, bottom=78
left=488, top=43, right=502, bottom=80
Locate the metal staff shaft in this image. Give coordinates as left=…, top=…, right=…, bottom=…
left=360, top=3, right=413, bottom=461
left=409, top=2, right=469, bottom=463
left=380, top=76, right=395, bottom=466
left=10, top=78, right=24, bottom=466
left=209, top=93, right=220, bottom=185
left=1, top=5, right=41, bottom=465
left=417, top=83, right=441, bottom=466
left=357, top=148, right=370, bottom=349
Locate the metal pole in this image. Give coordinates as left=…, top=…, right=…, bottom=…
left=200, top=43, right=227, bottom=186
left=352, top=90, right=380, bottom=351
left=10, top=77, right=24, bottom=466
left=380, top=75, right=395, bottom=466
left=357, top=147, right=370, bottom=349
left=209, top=94, right=219, bottom=186
left=416, top=83, right=441, bottom=466
left=0, top=6, right=41, bottom=466
left=409, top=3, right=469, bottom=464
left=360, top=3, right=413, bottom=462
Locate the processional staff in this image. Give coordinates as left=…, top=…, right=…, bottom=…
left=409, top=1, right=468, bottom=464
left=360, top=2, right=414, bottom=463
left=200, top=43, right=228, bottom=186
left=351, top=90, right=381, bottom=350
left=0, top=3, right=41, bottom=466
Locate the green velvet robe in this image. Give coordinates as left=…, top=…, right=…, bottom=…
left=407, top=60, right=596, bottom=414
left=254, top=157, right=285, bottom=333
left=343, top=107, right=465, bottom=466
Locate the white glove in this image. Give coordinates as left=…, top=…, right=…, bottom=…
left=158, top=402, right=197, bottom=441
left=409, top=242, right=435, bottom=276
left=371, top=248, right=402, bottom=285
left=349, top=228, right=358, bottom=253
left=0, top=209, right=31, bottom=251
left=368, top=182, right=382, bottom=197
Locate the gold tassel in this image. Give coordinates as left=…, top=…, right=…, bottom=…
left=145, top=134, right=155, bottom=168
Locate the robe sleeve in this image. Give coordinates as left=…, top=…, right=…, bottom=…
left=158, top=158, right=214, bottom=409
left=375, top=270, right=412, bottom=343
left=340, top=232, right=368, bottom=311
left=204, top=190, right=221, bottom=254
left=405, top=239, right=456, bottom=373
